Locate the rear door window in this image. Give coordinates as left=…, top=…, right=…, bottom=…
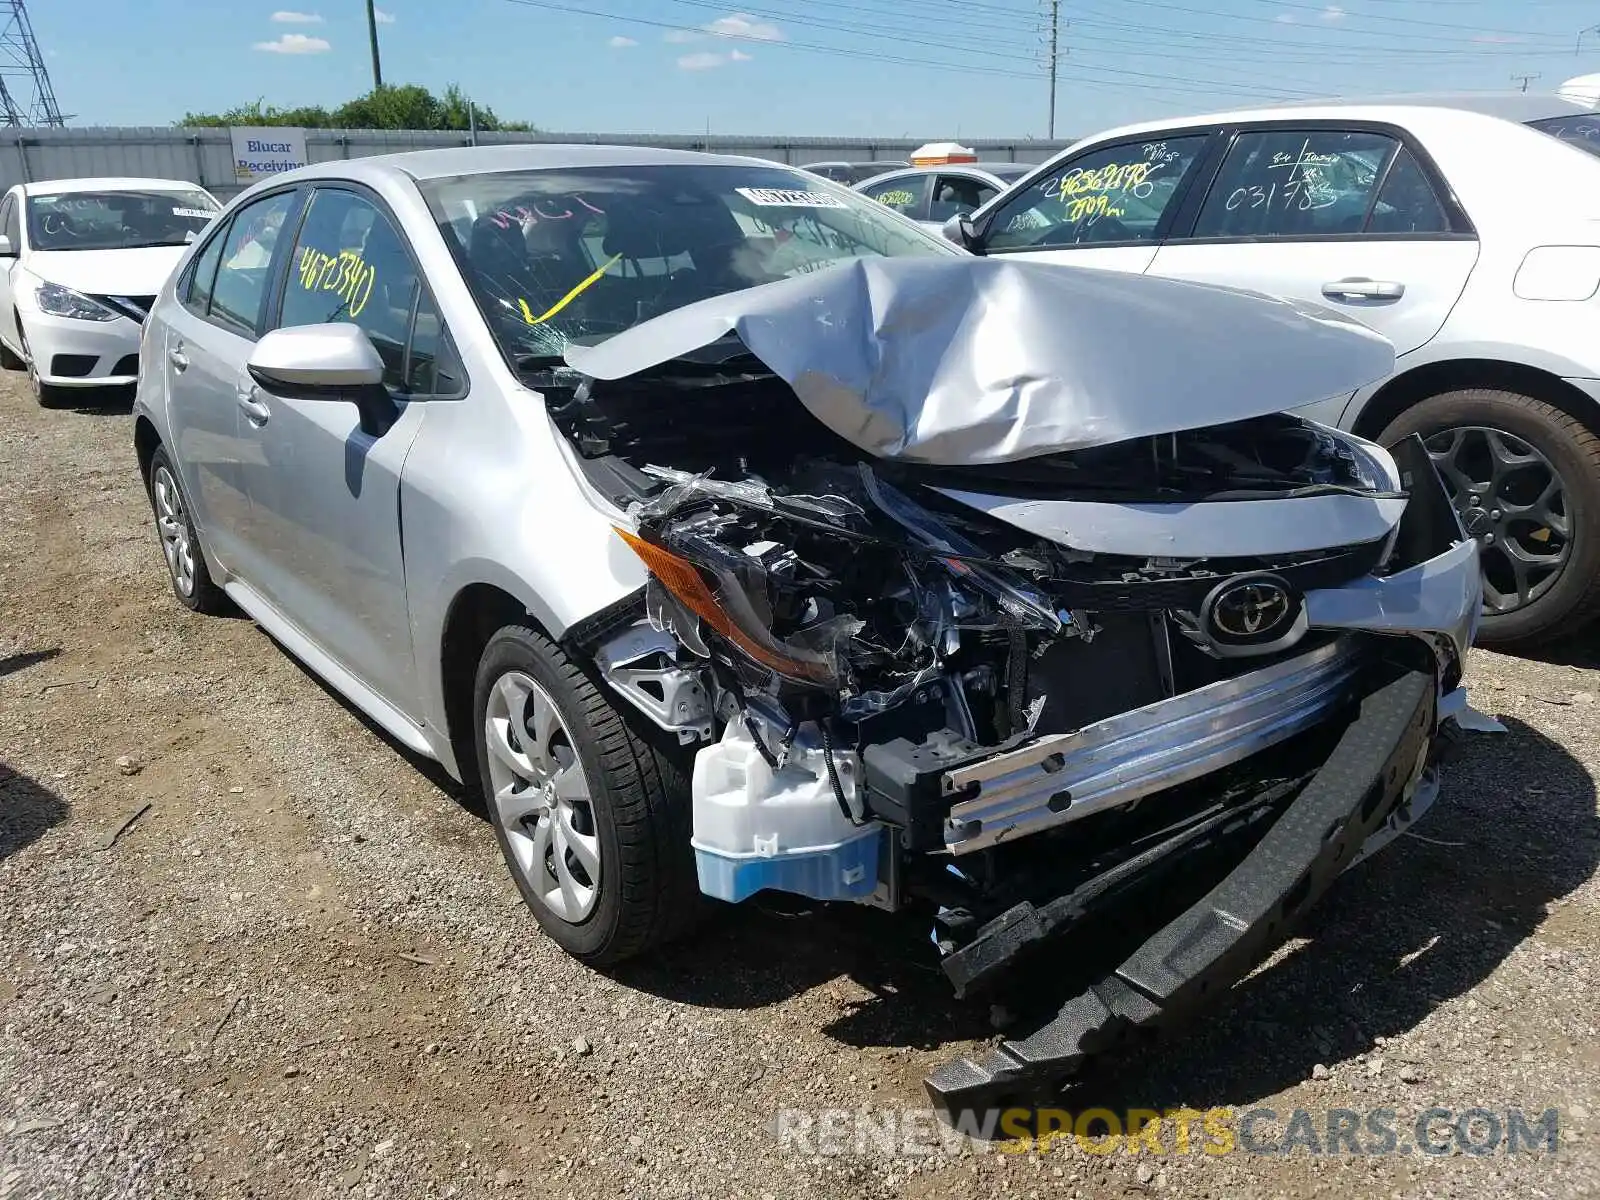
left=1529, top=114, right=1600, bottom=159
left=984, top=135, right=1210, bottom=251
left=1189, top=129, right=1412, bottom=239
left=929, top=174, right=998, bottom=223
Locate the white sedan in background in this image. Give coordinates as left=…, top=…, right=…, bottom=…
left=0, top=176, right=222, bottom=406
left=945, top=93, right=1600, bottom=650
left=855, top=162, right=1035, bottom=231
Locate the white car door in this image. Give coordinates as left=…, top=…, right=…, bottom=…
left=0, top=189, right=24, bottom=355
left=1146, top=126, right=1479, bottom=368
left=974, top=133, right=1214, bottom=274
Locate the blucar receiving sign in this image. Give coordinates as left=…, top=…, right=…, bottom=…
left=230, top=127, right=308, bottom=183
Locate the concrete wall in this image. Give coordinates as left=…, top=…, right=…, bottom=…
left=0, top=127, right=1078, bottom=197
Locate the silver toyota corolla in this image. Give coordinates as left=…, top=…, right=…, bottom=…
left=132, top=145, right=1490, bottom=1108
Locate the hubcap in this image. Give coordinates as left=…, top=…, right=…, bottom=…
left=1424, top=425, right=1570, bottom=615
left=152, top=466, right=195, bottom=597
left=483, top=671, right=600, bottom=922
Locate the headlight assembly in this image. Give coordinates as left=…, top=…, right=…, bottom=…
left=35, top=281, right=118, bottom=322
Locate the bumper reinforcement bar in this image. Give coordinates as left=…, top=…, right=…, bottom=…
left=925, top=661, right=1435, bottom=1114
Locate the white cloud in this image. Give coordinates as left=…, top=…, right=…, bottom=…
left=270, top=10, right=323, bottom=22
left=665, top=28, right=701, bottom=43
left=608, top=34, right=638, bottom=47
left=1473, top=33, right=1523, bottom=44
left=1321, top=4, right=1346, bottom=21
left=730, top=48, right=752, bottom=61
left=374, top=8, right=395, bottom=22
left=678, top=51, right=727, bottom=70
left=1275, top=12, right=1295, bottom=23
left=705, top=12, right=782, bottom=41
left=254, top=32, right=331, bottom=53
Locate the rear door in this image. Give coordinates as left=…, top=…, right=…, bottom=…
left=161, top=187, right=303, bottom=576
left=1146, top=124, right=1479, bottom=362
left=976, top=132, right=1214, bottom=273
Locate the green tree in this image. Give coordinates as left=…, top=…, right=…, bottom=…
left=178, top=84, right=532, bottom=132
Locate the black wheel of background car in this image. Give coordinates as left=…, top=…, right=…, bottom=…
left=1379, top=388, right=1600, bottom=649
left=472, top=623, right=702, bottom=964
left=144, top=447, right=229, bottom=615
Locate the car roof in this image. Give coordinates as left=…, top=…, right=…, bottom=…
left=1072, top=91, right=1597, bottom=147
left=342, top=143, right=783, bottom=182
left=853, top=163, right=1025, bottom=189
left=20, top=176, right=208, bottom=196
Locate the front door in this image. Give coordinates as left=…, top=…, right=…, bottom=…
left=232, top=185, right=434, bottom=715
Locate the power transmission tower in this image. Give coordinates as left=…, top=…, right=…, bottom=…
left=0, top=0, right=64, bottom=127
left=1511, top=72, right=1541, bottom=93
left=1043, top=0, right=1061, bottom=140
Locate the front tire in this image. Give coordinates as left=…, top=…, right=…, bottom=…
left=473, top=624, right=700, bottom=964
left=1379, top=388, right=1600, bottom=649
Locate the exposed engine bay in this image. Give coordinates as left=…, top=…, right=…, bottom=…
left=543, top=257, right=1492, bottom=1112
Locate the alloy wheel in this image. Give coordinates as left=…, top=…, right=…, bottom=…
left=483, top=670, right=601, bottom=922
left=1423, top=425, right=1570, bottom=615
left=151, top=465, right=196, bottom=597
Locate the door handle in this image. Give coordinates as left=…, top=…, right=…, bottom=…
left=1321, top=277, right=1406, bottom=300
left=168, top=344, right=188, bottom=372
left=236, top=386, right=270, bottom=425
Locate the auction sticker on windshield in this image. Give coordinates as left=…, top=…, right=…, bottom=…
left=736, top=187, right=847, bottom=208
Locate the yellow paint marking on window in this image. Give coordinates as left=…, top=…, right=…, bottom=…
left=518, top=253, right=624, bottom=326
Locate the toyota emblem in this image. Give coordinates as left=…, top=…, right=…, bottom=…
left=1200, top=573, right=1303, bottom=651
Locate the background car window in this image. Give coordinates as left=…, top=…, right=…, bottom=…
left=1191, top=129, right=1398, bottom=239
left=182, top=222, right=228, bottom=315
left=861, top=175, right=930, bottom=219
left=985, top=135, right=1208, bottom=251
left=1365, top=146, right=1449, bottom=235
left=1529, top=114, right=1600, bottom=159
left=929, top=175, right=998, bottom=223
left=210, top=191, right=299, bottom=334
left=281, top=188, right=421, bottom=390
left=24, top=189, right=219, bottom=252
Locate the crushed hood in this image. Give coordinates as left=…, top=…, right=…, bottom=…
left=564, top=256, right=1396, bottom=467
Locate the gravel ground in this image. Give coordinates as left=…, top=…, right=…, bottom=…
left=1, top=374, right=1597, bottom=1199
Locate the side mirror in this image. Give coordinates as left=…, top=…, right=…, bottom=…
left=248, top=323, right=396, bottom=436
left=247, top=323, right=385, bottom=392
left=941, top=213, right=982, bottom=254
left=0, top=235, right=16, bottom=258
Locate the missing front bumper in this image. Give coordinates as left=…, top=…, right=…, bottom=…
left=925, top=656, right=1436, bottom=1114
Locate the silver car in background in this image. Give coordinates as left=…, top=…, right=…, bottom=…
left=131, top=144, right=1485, bottom=1110
left=854, top=162, right=1036, bottom=231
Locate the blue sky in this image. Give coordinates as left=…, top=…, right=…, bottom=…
left=29, top=0, right=1600, bottom=139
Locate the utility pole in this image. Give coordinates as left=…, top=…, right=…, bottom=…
left=1046, top=0, right=1060, bottom=140
left=1511, top=72, right=1540, bottom=93
left=0, top=0, right=64, bottom=127
left=365, top=0, right=384, bottom=90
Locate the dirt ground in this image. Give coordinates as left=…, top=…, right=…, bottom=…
left=1, top=373, right=1597, bottom=1200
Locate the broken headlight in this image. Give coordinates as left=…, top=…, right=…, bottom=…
left=615, top=524, right=861, bottom=688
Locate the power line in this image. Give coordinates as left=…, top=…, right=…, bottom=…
left=503, top=0, right=1321, bottom=106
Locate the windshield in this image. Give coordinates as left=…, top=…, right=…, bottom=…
left=26, top=189, right=220, bottom=251
left=419, top=163, right=956, bottom=364
left=986, top=164, right=1035, bottom=182
left=1529, top=114, right=1600, bottom=159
